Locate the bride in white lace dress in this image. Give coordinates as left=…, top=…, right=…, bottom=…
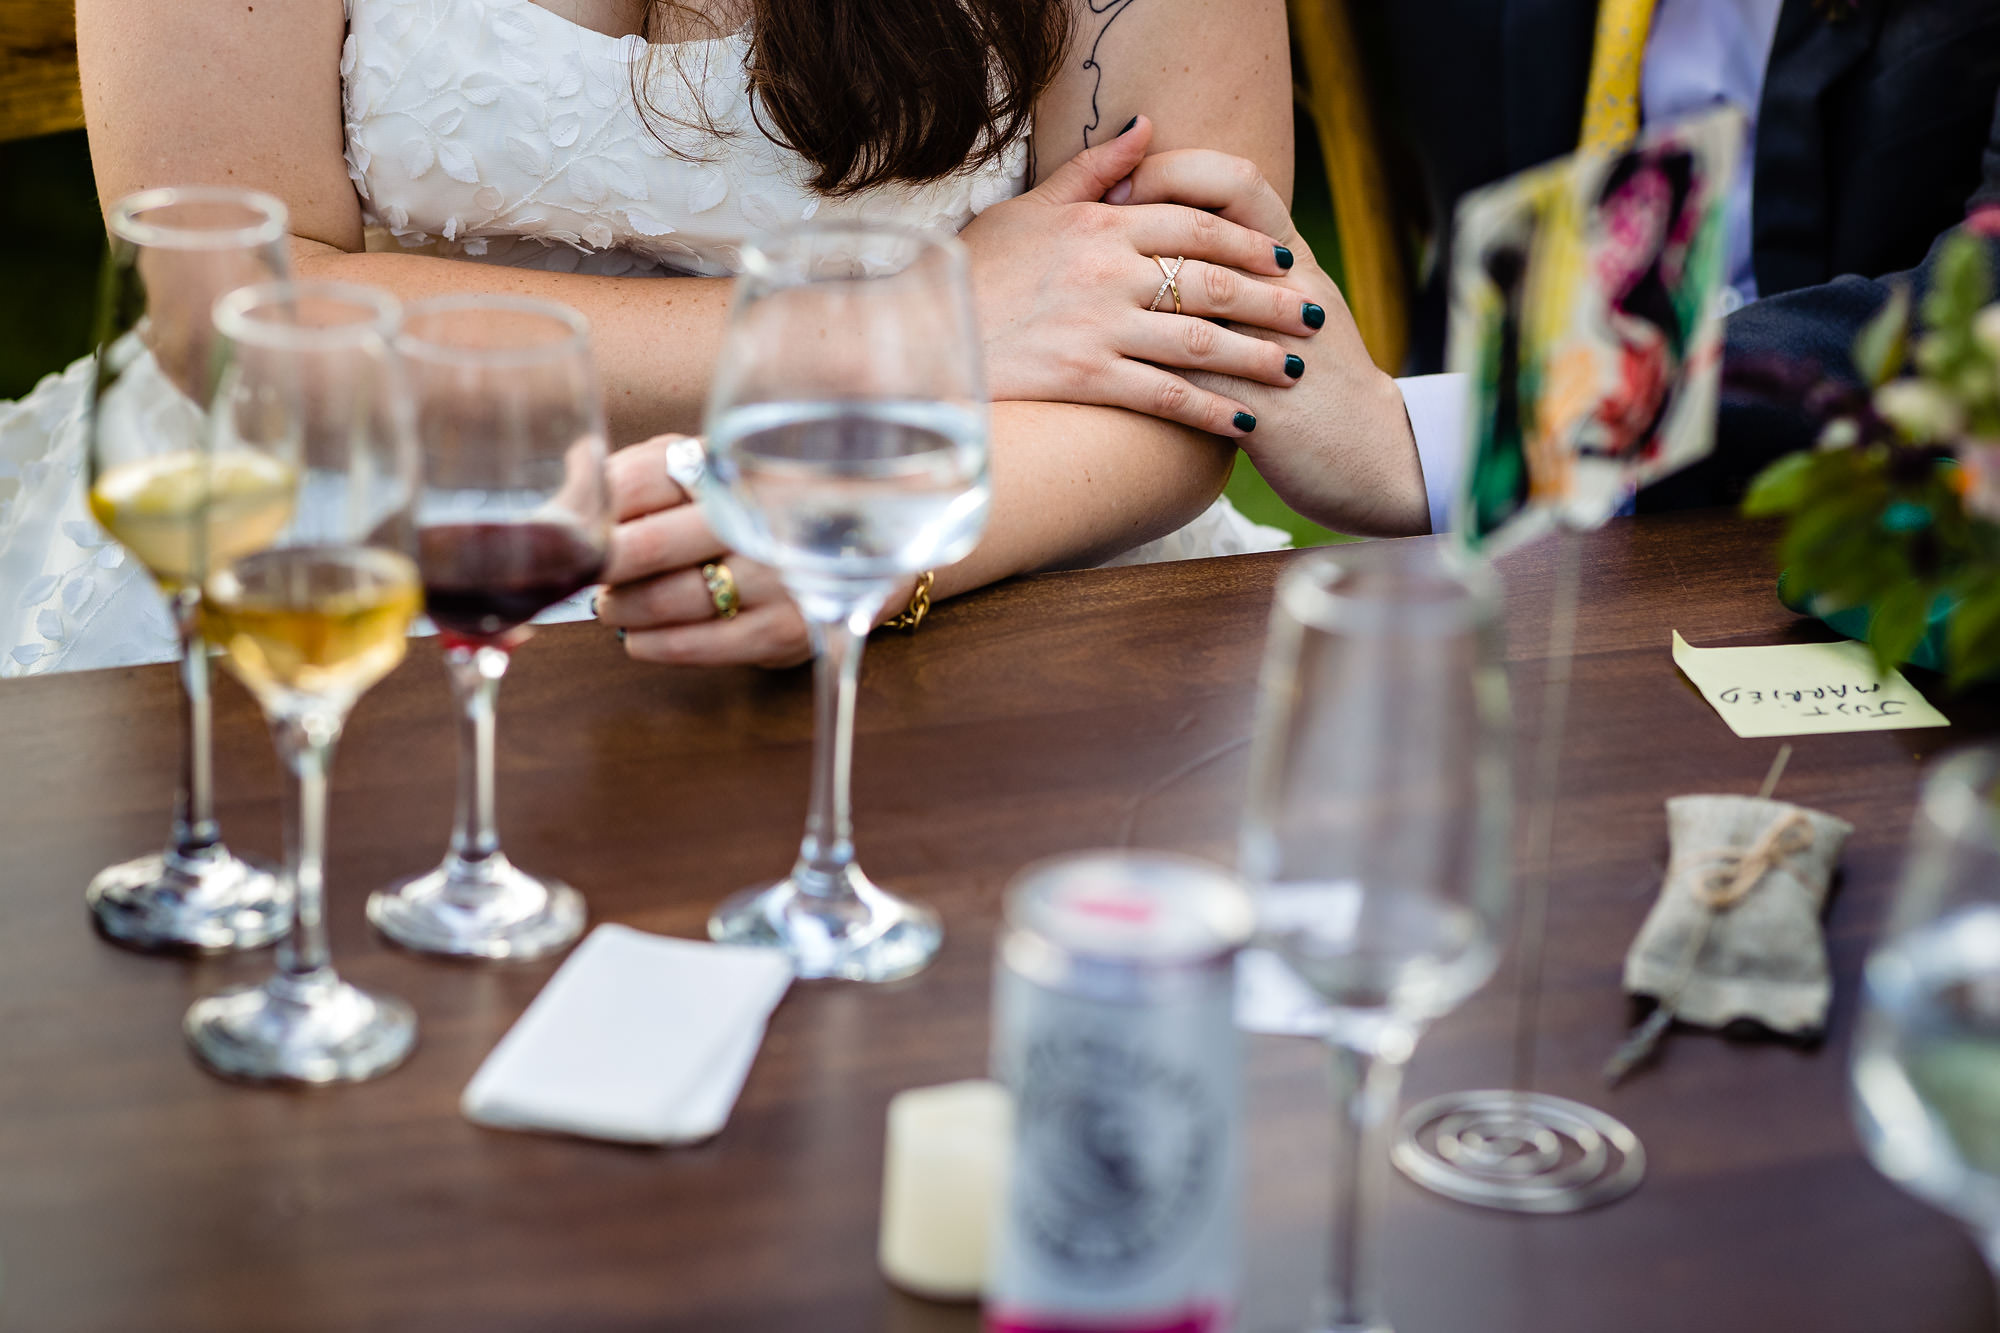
left=18, top=0, right=1429, bottom=674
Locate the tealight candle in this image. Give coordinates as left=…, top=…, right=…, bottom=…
left=878, top=1078, right=1014, bottom=1302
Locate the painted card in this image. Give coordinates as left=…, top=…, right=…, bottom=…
left=1451, top=107, right=1745, bottom=554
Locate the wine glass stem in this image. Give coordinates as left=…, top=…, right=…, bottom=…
left=444, top=643, right=510, bottom=872
left=272, top=714, right=343, bottom=988
left=793, top=605, right=875, bottom=899
left=170, top=590, right=220, bottom=862
left=1317, top=1036, right=1408, bottom=1333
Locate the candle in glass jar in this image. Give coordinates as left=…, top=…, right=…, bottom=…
left=878, top=1079, right=1014, bottom=1301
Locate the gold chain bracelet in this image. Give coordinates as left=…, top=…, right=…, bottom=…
left=881, top=571, right=935, bottom=631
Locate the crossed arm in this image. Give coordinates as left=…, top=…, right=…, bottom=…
left=78, top=0, right=1428, bottom=664
left=78, top=4, right=1291, bottom=498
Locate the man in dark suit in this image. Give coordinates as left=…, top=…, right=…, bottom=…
left=1361, top=0, right=2000, bottom=507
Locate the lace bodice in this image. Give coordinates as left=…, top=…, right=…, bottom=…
left=341, top=0, right=1031, bottom=276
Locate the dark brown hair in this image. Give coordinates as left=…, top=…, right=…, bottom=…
left=638, top=0, right=1070, bottom=196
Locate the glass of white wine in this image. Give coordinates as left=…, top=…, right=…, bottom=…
left=678, top=221, right=990, bottom=983
left=84, top=186, right=292, bottom=951
left=1239, top=541, right=1512, bottom=1333
left=1853, top=747, right=2000, bottom=1283
left=183, top=280, right=425, bottom=1085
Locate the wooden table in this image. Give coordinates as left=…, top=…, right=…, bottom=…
left=2, top=512, right=1996, bottom=1333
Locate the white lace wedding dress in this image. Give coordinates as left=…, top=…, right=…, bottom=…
left=0, top=0, right=1288, bottom=677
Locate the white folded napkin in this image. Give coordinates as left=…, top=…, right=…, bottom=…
left=1234, top=947, right=1332, bottom=1037
left=462, top=923, right=794, bottom=1145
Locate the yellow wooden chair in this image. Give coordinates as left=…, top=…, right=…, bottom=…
left=1, top=0, right=86, bottom=142
left=1288, top=0, right=1408, bottom=375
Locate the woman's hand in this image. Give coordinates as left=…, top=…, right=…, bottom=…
left=595, top=436, right=814, bottom=668
left=962, top=118, right=1321, bottom=438
left=1112, top=149, right=1430, bottom=537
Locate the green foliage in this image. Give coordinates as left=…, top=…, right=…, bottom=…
left=1745, top=227, right=2000, bottom=689
left=1951, top=577, right=2000, bottom=688
left=1869, top=580, right=1935, bottom=675
left=1918, top=237, right=2000, bottom=437
left=1852, top=285, right=1910, bottom=389
left=1742, top=451, right=1816, bottom=515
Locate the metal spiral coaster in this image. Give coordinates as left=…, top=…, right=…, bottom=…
left=1392, top=1090, right=1644, bottom=1213
left=1391, top=532, right=1645, bottom=1215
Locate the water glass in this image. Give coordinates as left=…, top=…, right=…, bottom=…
left=689, top=221, right=990, bottom=982
left=1240, top=539, right=1512, bottom=1333
left=1853, top=747, right=2000, bottom=1283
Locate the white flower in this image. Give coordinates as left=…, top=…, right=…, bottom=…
left=1976, top=304, right=2000, bottom=362
left=1817, top=418, right=1860, bottom=451
left=1875, top=379, right=1965, bottom=443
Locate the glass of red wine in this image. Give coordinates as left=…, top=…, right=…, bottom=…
left=365, top=294, right=610, bottom=960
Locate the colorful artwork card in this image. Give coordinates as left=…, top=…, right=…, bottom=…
left=1451, top=107, right=1745, bottom=554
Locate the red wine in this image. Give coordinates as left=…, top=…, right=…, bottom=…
left=419, top=520, right=605, bottom=647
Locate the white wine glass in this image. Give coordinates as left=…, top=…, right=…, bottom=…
left=1853, top=747, right=2000, bottom=1290
left=1240, top=540, right=1512, bottom=1333
left=84, top=186, right=291, bottom=951
left=184, top=280, right=424, bottom=1084
left=366, top=295, right=610, bottom=960
left=678, top=221, right=990, bottom=982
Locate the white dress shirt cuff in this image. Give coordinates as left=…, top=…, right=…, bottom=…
left=1398, top=372, right=1470, bottom=535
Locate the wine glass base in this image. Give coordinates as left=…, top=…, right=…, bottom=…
left=708, top=864, right=941, bottom=983
left=86, top=846, right=288, bottom=953
left=367, top=855, right=586, bottom=961
left=185, top=974, right=416, bottom=1085
left=1391, top=1090, right=1645, bottom=1214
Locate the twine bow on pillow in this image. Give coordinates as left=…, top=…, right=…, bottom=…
left=1693, top=811, right=1817, bottom=910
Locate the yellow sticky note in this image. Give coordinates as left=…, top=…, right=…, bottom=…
left=1671, top=631, right=1950, bottom=738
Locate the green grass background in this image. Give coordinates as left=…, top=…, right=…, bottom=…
left=0, top=110, right=1344, bottom=546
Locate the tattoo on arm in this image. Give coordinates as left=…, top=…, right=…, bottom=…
left=1080, top=0, right=1142, bottom=150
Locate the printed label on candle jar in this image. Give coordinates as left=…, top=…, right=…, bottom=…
left=1014, top=1032, right=1219, bottom=1275
left=988, top=854, right=1247, bottom=1333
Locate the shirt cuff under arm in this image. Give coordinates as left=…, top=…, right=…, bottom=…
left=1397, top=372, right=1470, bottom=536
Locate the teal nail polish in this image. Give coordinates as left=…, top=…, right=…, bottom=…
left=1233, top=411, right=1257, bottom=433
left=1284, top=354, right=1304, bottom=379
left=1302, top=303, right=1326, bottom=330
left=1274, top=245, right=1294, bottom=270
left=1120, top=116, right=1139, bottom=135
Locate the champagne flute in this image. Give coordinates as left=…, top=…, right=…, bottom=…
left=184, top=281, right=424, bottom=1084
left=680, top=221, right=990, bottom=982
left=1853, top=747, right=2000, bottom=1287
left=1240, top=541, right=1512, bottom=1333
left=84, top=186, right=291, bottom=951
left=366, top=295, right=610, bottom=960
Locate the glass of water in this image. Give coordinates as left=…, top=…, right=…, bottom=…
left=1240, top=540, right=1512, bottom=1333
left=687, top=221, right=989, bottom=982
left=1853, top=747, right=2000, bottom=1280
